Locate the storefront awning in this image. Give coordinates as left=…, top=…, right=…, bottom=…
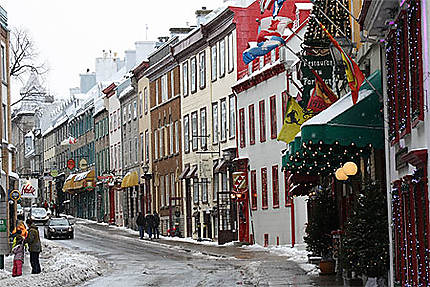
left=186, top=165, right=198, bottom=179
left=62, top=174, right=76, bottom=192
left=121, top=171, right=139, bottom=188
left=73, top=170, right=95, bottom=190
left=179, top=166, right=190, bottom=180
left=301, top=70, right=383, bottom=149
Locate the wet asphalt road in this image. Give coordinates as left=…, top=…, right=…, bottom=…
left=43, top=221, right=343, bottom=287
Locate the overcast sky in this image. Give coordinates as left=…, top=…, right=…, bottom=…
left=1, top=0, right=225, bottom=101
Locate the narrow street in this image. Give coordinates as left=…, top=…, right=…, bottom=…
left=46, top=221, right=343, bottom=287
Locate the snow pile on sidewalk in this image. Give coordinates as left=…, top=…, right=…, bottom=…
left=243, top=244, right=319, bottom=275
left=0, top=239, right=105, bottom=287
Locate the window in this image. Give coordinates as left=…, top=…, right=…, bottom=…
left=144, top=87, right=149, bottom=114
left=251, top=170, right=257, bottom=210
left=161, top=74, right=168, bottom=103
left=239, top=108, right=246, bottom=148
left=211, top=45, right=217, bottom=81
left=129, top=140, right=132, bottom=164
left=281, top=91, right=288, bottom=120
left=169, top=121, right=173, bottom=155
left=259, top=100, right=266, bottom=142
left=2, top=104, right=7, bottom=141
left=193, top=177, right=199, bottom=204
left=220, top=99, right=227, bottom=141
left=213, top=172, right=219, bottom=201
left=191, top=57, right=197, bottom=93
left=145, top=130, right=149, bottom=163
left=135, top=137, right=138, bottom=163
left=155, top=80, right=159, bottom=106
left=139, top=92, right=143, bottom=116
left=170, top=70, right=175, bottom=98
left=228, top=33, right=234, bottom=72
left=249, top=104, right=255, bottom=145
left=200, top=108, right=207, bottom=149
left=166, top=174, right=170, bottom=206
left=154, top=129, right=159, bottom=160
left=201, top=178, right=208, bottom=203
left=284, top=170, right=292, bottom=205
left=184, top=115, right=190, bottom=153
left=140, top=133, right=144, bottom=162
left=110, top=114, right=113, bottom=132
left=212, top=103, right=219, bottom=144
left=221, top=172, right=228, bottom=192
left=219, top=39, right=225, bottom=77
left=160, top=175, right=165, bottom=207
left=161, top=126, right=165, bottom=158
left=270, top=95, right=277, bottom=139
left=272, top=165, right=279, bottom=208
left=182, top=62, right=189, bottom=96
left=199, top=51, right=206, bottom=89
left=171, top=172, right=176, bottom=198
left=229, top=96, right=235, bottom=139
left=133, top=100, right=137, bottom=119
left=128, top=104, right=132, bottom=121
left=1, top=45, right=6, bottom=82
left=191, top=111, right=198, bottom=151
left=175, top=121, right=179, bottom=154
left=261, top=167, right=268, bottom=209
left=117, top=109, right=120, bottom=129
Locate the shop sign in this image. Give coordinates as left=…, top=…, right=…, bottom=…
left=10, top=190, right=21, bottom=201
left=50, top=170, right=59, bottom=177
left=300, top=54, right=334, bottom=108
left=232, top=172, right=247, bottom=192
left=0, top=219, right=6, bottom=232
left=67, top=159, right=76, bottom=170
left=19, top=179, right=38, bottom=199
left=79, top=159, right=88, bottom=170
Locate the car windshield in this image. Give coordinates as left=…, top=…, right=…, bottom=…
left=49, top=219, right=69, bottom=226
left=32, top=208, right=47, bottom=216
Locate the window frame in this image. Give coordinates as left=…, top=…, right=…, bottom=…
left=239, top=108, right=246, bottom=148
left=261, top=167, right=268, bottom=209
left=227, top=33, right=234, bottom=73
left=190, top=57, right=197, bottom=94
left=272, top=165, right=279, bottom=208
left=219, top=39, right=226, bottom=78
left=211, top=45, right=217, bottom=82
left=249, top=104, right=255, bottom=145
left=200, top=108, right=207, bottom=150
left=191, top=111, right=198, bottom=151
left=229, top=95, right=235, bottom=139
left=259, top=100, right=266, bottom=142
left=250, top=170, right=257, bottom=210
left=182, top=62, right=189, bottom=97
left=199, top=51, right=206, bottom=89
left=212, top=103, right=219, bottom=144
left=220, top=99, right=227, bottom=142
left=270, top=95, right=277, bottom=139
left=183, top=115, right=190, bottom=153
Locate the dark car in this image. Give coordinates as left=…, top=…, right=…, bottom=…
left=44, top=218, right=74, bottom=239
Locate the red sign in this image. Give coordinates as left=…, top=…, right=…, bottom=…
left=67, top=159, right=75, bottom=170
left=232, top=172, right=247, bottom=192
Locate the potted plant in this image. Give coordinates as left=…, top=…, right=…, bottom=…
left=304, top=187, right=338, bottom=274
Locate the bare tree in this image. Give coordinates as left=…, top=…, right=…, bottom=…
left=9, top=27, right=48, bottom=79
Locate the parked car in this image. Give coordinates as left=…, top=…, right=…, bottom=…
left=44, top=218, right=74, bottom=239
left=60, top=214, right=76, bottom=225
left=30, top=208, right=50, bottom=225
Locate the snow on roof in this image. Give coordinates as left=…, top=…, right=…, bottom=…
left=295, top=3, right=313, bottom=9
left=236, top=59, right=282, bottom=86
left=118, top=85, right=134, bottom=99
left=42, top=126, right=54, bottom=136
left=54, top=115, right=68, bottom=129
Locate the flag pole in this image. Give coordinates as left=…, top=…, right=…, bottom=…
left=311, top=15, right=383, bottom=99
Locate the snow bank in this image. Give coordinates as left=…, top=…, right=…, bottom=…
left=243, top=244, right=319, bottom=275
left=0, top=239, right=105, bottom=287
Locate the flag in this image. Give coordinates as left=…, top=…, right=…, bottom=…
left=243, top=17, right=292, bottom=65
left=259, top=0, right=286, bottom=18
left=61, top=136, right=77, bottom=146
left=318, top=22, right=364, bottom=104
left=277, top=97, right=310, bottom=144
left=307, top=70, right=338, bottom=113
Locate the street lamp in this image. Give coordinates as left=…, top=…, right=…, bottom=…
left=329, top=37, right=354, bottom=79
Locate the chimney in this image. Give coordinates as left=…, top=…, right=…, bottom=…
left=195, top=7, right=212, bottom=26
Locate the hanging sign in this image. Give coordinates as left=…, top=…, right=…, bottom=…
left=20, top=179, right=38, bottom=199
left=79, top=158, right=88, bottom=170
left=67, top=159, right=76, bottom=170
left=10, top=190, right=21, bottom=201
left=300, top=54, right=334, bottom=108
left=232, top=172, right=247, bottom=192
left=50, top=170, right=59, bottom=177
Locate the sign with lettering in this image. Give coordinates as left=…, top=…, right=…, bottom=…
left=300, top=54, right=334, bottom=108
left=0, top=219, right=6, bottom=232
left=19, top=179, right=38, bottom=199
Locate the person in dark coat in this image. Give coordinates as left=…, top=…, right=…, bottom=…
left=24, top=219, right=42, bottom=274
left=145, top=214, right=153, bottom=239
left=136, top=212, right=146, bottom=239
left=152, top=212, right=160, bottom=239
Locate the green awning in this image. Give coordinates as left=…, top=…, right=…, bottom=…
left=301, top=70, right=383, bottom=149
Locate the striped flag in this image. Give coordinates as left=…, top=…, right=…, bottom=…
left=61, top=136, right=78, bottom=146
left=318, top=22, right=364, bottom=104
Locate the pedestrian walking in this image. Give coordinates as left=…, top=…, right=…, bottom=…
left=153, top=212, right=160, bottom=239
left=12, top=232, right=25, bottom=277
left=145, top=214, right=153, bottom=239
left=24, top=219, right=42, bottom=274
left=136, top=212, right=146, bottom=239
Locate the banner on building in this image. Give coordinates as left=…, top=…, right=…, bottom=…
left=19, top=178, right=38, bottom=199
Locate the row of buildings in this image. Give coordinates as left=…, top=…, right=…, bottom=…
left=9, top=0, right=430, bottom=285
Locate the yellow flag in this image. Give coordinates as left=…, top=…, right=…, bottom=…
left=277, top=97, right=309, bottom=144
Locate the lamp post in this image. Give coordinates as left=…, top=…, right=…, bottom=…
left=222, top=148, right=238, bottom=240
left=329, top=37, right=354, bottom=93
left=141, top=163, right=152, bottom=215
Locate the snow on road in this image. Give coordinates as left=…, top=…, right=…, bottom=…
left=0, top=239, right=106, bottom=287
